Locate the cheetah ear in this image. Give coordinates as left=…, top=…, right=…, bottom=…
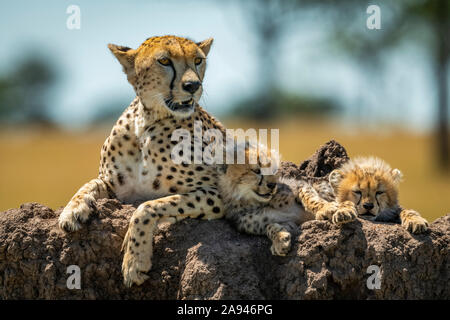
left=196, top=38, right=214, bottom=56
left=329, top=169, right=344, bottom=190
left=391, top=168, right=403, bottom=185
left=108, top=44, right=137, bottom=79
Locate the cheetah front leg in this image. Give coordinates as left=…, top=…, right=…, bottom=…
left=266, top=223, right=292, bottom=256
left=297, top=181, right=357, bottom=225
left=58, top=178, right=109, bottom=232
left=121, top=187, right=223, bottom=287
left=400, top=208, right=429, bottom=234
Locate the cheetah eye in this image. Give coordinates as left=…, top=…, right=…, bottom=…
left=353, top=190, right=362, bottom=195
left=194, top=57, right=203, bottom=65
left=158, top=58, right=171, bottom=66
left=252, top=168, right=261, bottom=175
left=376, top=191, right=384, bottom=195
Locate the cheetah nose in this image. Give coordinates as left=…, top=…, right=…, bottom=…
left=363, top=202, right=374, bottom=210
left=267, top=182, right=276, bottom=190
left=182, top=81, right=201, bottom=94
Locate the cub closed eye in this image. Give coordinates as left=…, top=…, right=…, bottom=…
left=194, top=57, right=203, bottom=65
left=353, top=190, right=362, bottom=195
left=376, top=191, right=384, bottom=195
left=158, top=58, right=171, bottom=66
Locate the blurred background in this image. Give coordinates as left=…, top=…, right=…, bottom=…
left=0, top=0, right=448, bottom=221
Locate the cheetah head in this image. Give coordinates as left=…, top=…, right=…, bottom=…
left=108, top=35, right=213, bottom=118
left=329, top=156, right=402, bottom=218
left=217, top=143, right=280, bottom=205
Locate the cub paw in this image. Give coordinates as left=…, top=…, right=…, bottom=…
left=270, top=231, right=291, bottom=256
left=58, top=194, right=96, bottom=232
left=402, top=213, right=429, bottom=234
left=332, top=204, right=357, bottom=225
left=316, top=202, right=339, bottom=221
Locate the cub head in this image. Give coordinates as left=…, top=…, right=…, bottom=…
left=217, top=143, right=280, bottom=205
left=329, top=157, right=402, bottom=217
left=108, top=35, right=213, bottom=118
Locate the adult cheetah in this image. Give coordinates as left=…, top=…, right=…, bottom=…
left=58, top=35, right=227, bottom=287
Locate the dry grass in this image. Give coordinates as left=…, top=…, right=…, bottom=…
left=0, top=118, right=448, bottom=222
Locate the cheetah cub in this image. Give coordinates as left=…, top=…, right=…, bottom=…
left=329, top=156, right=429, bottom=234
left=217, top=145, right=357, bottom=256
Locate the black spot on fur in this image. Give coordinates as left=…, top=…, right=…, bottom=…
left=117, top=173, right=125, bottom=185
left=197, top=213, right=205, bottom=219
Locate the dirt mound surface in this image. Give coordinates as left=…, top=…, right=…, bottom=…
left=0, top=140, right=448, bottom=299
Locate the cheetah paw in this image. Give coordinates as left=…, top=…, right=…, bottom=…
left=403, top=215, right=429, bottom=234
left=316, top=203, right=339, bottom=221
left=58, top=194, right=96, bottom=232
left=332, top=205, right=357, bottom=225
left=121, top=234, right=152, bottom=287
left=122, top=254, right=151, bottom=288
left=270, top=231, right=291, bottom=256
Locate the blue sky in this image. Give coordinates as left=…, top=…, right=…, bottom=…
left=0, top=0, right=441, bottom=131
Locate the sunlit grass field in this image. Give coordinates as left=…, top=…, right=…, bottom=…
left=0, top=118, right=448, bottom=222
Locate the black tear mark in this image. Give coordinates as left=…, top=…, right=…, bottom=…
left=169, top=62, right=176, bottom=90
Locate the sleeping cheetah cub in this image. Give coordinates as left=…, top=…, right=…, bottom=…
left=329, top=156, right=429, bottom=234
left=217, top=145, right=357, bottom=256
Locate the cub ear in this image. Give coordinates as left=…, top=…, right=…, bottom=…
left=217, top=164, right=228, bottom=174
left=108, top=44, right=137, bottom=79
left=391, top=168, right=403, bottom=184
left=329, top=169, right=344, bottom=190
left=196, top=38, right=214, bottom=56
